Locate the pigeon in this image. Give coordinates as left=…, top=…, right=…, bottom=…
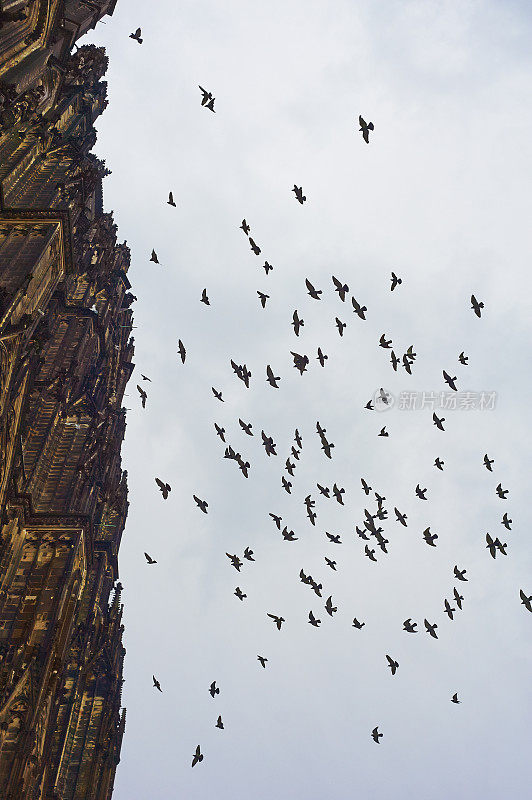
left=308, top=610, right=321, bottom=627
left=453, top=588, right=464, bottom=610
left=321, top=440, right=335, bottom=458
left=443, top=370, right=458, bottom=391
left=386, top=655, right=399, bottom=675
left=153, top=675, right=162, bottom=691
left=240, top=219, right=250, bottom=235
left=226, top=553, right=243, bottom=571
left=243, top=547, right=254, bottom=561
left=257, top=291, right=269, bottom=308
left=519, top=589, right=532, bottom=612
left=136, top=384, right=147, bottom=408
left=292, top=185, right=306, bottom=204
left=261, top=430, right=277, bottom=456
left=214, top=423, right=226, bottom=441
left=332, top=275, right=349, bottom=301
left=496, top=483, right=508, bottom=499
left=325, top=596, right=337, bottom=616
left=371, top=727, right=383, bottom=744
left=193, top=495, right=208, bottom=513
left=130, top=27, right=143, bottom=43
left=402, top=354, right=412, bottom=375
left=375, top=492, right=386, bottom=506
left=165, top=190, right=176, bottom=208
left=390, top=272, right=402, bottom=291
left=150, top=249, right=160, bottom=264
left=144, top=552, right=157, bottom=564
left=141, top=374, right=151, bottom=381
left=267, top=613, right=285, bottom=630
left=415, top=484, right=427, bottom=500
left=200, top=288, right=210, bottom=305
left=365, top=545, right=377, bottom=562
left=434, top=457, right=444, bottom=470
left=249, top=237, right=261, bottom=255
left=423, top=528, right=438, bottom=547
left=326, top=532, right=342, bottom=544
left=155, top=478, right=171, bottom=499
left=263, top=261, right=273, bottom=275
left=215, top=716, right=224, bottom=729
left=359, top=115, right=374, bottom=143
left=294, top=429, right=303, bottom=449
left=317, top=347, right=328, bottom=367
left=291, top=351, right=309, bottom=375
left=292, top=310, right=304, bottom=336
left=325, top=557, right=337, bottom=570
left=486, top=533, right=498, bottom=559
left=424, top=619, right=438, bottom=639
left=317, top=483, right=330, bottom=497
left=390, top=350, right=399, bottom=371
left=269, top=513, right=282, bottom=529
left=365, top=400, right=374, bottom=410
left=305, top=279, right=322, bottom=299
left=483, top=454, right=494, bottom=471
left=212, top=387, right=223, bottom=402
left=234, top=587, right=247, bottom=601
left=199, top=85, right=214, bottom=106
left=239, top=418, right=253, bottom=436
left=378, top=427, right=388, bottom=437
left=257, top=655, right=268, bottom=668
left=291, top=447, right=300, bottom=461
left=332, top=483, right=345, bottom=504
left=191, top=745, right=203, bottom=767
left=356, top=526, right=369, bottom=540
left=451, top=693, right=461, bottom=704
left=379, top=334, right=392, bottom=349
left=459, top=352, right=468, bottom=365
left=285, top=458, right=295, bottom=476
left=335, top=317, right=346, bottom=336
left=403, top=619, right=417, bottom=633
left=361, top=478, right=372, bottom=495
left=501, top=513, right=512, bottom=530
left=352, top=618, right=365, bottom=629
left=454, top=566, right=468, bottom=581
left=444, top=599, right=455, bottom=620
left=352, top=297, right=367, bottom=319
left=178, top=339, right=186, bottom=363
left=395, top=508, right=408, bottom=527
left=433, top=413, right=445, bottom=431
left=471, top=294, right=484, bottom=317
left=266, top=364, right=280, bottom=388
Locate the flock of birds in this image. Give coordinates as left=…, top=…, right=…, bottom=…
left=127, top=25, right=530, bottom=770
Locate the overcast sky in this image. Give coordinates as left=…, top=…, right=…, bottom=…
left=82, top=2, right=532, bottom=798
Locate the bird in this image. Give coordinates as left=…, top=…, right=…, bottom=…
left=365, top=545, right=377, bottom=562
left=215, top=716, right=224, bottom=729
left=390, top=271, right=402, bottom=291
left=444, top=599, right=455, bottom=619
left=234, top=587, right=246, bottom=601
left=150, top=249, right=160, bottom=264
left=214, top=423, right=225, bottom=441
left=265, top=364, right=280, bottom=388
left=199, top=85, right=214, bottom=106
left=352, top=618, right=365, bottom=629
left=325, top=557, right=337, bottom=570
left=200, top=288, right=210, bottom=305
left=359, top=115, right=374, bottom=143
left=375, top=491, right=386, bottom=506
left=243, top=547, right=255, bottom=561
left=263, top=261, right=273, bottom=274
left=390, top=350, right=399, bottom=371
left=294, top=429, right=303, bottom=449
left=335, top=317, right=346, bottom=336
left=501, top=513, right=512, bottom=530
left=144, top=552, right=157, bottom=565
left=403, top=619, right=417, bottom=633
left=136, top=384, right=147, bottom=408
left=459, top=351, right=468, bottom=365
left=240, top=219, right=250, bottom=235
left=257, top=655, right=268, bottom=668
left=361, top=478, right=372, bottom=495
left=305, top=278, right=322, bottom=299
left=308, top=610, right=321, bottom=627
left=402, top=353, right=412, bottom=374
left=386, top=655, right=399, bottom=675
left=257, top=291, right=269, bottom=308
left=261, top=430, right=277, bottom=456
left=332, top=275, right=349, bottom=301
left=212, top=387, right=223, bottom=402
left=453, top=587, right=464, bottom=610
left=285, top=458, right=295, bottom=476
left=153, top=675, right=162, bottom=691
left=454, top=565, right=468, bottom=581
left=326, top=532, right=341, bottom=544
left=291, top=446, right=300, bottom=460
left=415, top=484, right=427, bottom=500
left=322, top=440, right=335, bottom=458
left=325, top=596, right=337, bottom=616
left=332, top=483, right=345, bottom=504
left=443, top=370, right=458, bottom=391
left=451, top=693, right=461, bottom=704
left=486, top=533, right=498, bottom=559
left=317, top=483, right=330, bottom=497
left=282, top=526, right=297, bottom=541
left=471, top=294, right=484, bottom=317
left=496, top=483, right=508, bottom=499
left=226, top=553, right=243, bottom=571
left=155, top=478, right=171, bottom=499
left=424, top=619, right=438, bottom=639
left=291, top=351, right=309, bottom=375
left=239, top=418, right=253, bottom=436
left=141, top=374, right=151, bottom=381
left=423, top=527, right=438, bottom=547
left=378, top=426, right=388, bottom=437
left=371, top=727, right=383, bottom=744
left=317, top=347, right=328, bottom=367
left=434, top=457, right=444, bottom=470
left=177, top=339, right=186, bottom=363
left=129, top=27, right=143, bottom=43
left=292, top=310, right=304, bottom=336
left=193, top=495, right=208, bottom=513
left=519, top=589, right=532, bottom=612
left=352, top=297, right=367, bottom=319
left=292, top=185, right=306, bottom=204
left=482, top=455, right=495, bottom=474
left=433, top=413, right=445, bottom=431
left=267, top=613, right=285, bottom=630
left=379, top=333, right=392, bottom=348
left=394, top=507, right=407, bottom=527
left=167, top=191, right=176, bottom=207
left=269, top=513, right=282, bottom=529
left=249, top=237, right=261, bottom=255
left=191, top=745, right=203, bottom=767
left=209, top=681, right=220, bottom=699
left=365, top=400, right=374, bottom=410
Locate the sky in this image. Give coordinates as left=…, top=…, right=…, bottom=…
left=82, top=2, right=532, bottom=798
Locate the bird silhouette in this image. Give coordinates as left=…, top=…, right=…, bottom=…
left=291, top=351, right=309, bottom=375
left=415, top=484, right=427, bottom=500
left=265, top=364, right=280, bottom=388
left=292, top=310, right=304, bottom=336
left=332, top=275, right=349, bottom=301
left=471, top=294, right=484, bottom=317
left=263, top=261, right=273, bottom=274
left=150, top=249, right=160, bottom=264
left=292, top=185, right=306, bottom=204
left=325, top=595, right=337, bottom=616
left=317, top=347, right=328, bottom=366
left=443, top=370, right=458, bottom=391
left=352, top=297, right=367, bottom=319
left=390, top=272, right=402, bottom=291
left=215, top=715, right=224, bottom=729
left=257, top=655, right=268, bottom=668
left=285, top=458, right=295, bottom=476
left=496, top=483, right=508, bottom=499
left=212, top=387, right=223, bottom=402
left=308, top=610, right=321, bottom=627
left=130, top=27, right=143, bottom=43
left=501, top=513, right=512, bottom=530
left=335, top=317, right=346, bottom=336
left=365, top=400, right=374, bottom=410
left=332, top=483, right=345, bottom=504
left=317, top=483, right=330, bottom=497
left=519, top=589, right=532, bottom=612
left=326, top=532, right=342, bottom=544
left=234, top=587, right=247, bottom=601
left=144, top=552, right=157, bottom=565
left=191, top=745, right=203, bottom=767
left=453, top=587, right=464, bottom=610
left=325, top=557, right=337, bottom=570
left=378, top=426, right=388, bottom=437
left=269, top=513, right=282, bottom=529
left=282, top=477, right=292, bottom=494
left=199, top=85, right=213, bottom=106
left=200, top=288, right=210, bottom=305
left=305, top=278, right=322, bottom=299
left=459, top=351, right=468, bottom=365
left=243, top=547, right=255, bottom=561
left=352, top=618, right=365, bottom=629
left=403, top=619, right=418, bottom=633
left=372, top=727, right=383, bottom=743
left=358, top=115, right=374, bottom=143
left=360, top=478, right=372, bottom=495
left=386, top=655, right=399, bottom=675
left=379, top=334, right=392, bottom=348
left=423, top=528, right=438, bottom=547
left=402, top=354, right=412, bottom=374
left=153, top=675, right=162, bottom=692
left=294, top=429, right=303, bottom=448
left=141, top=374, right=151, bottom=381
left=239, top=418, right=253, bottom=436
left=424, top=619, right=438, bottom=639
left=486, top=533, right=498, bottom=559
left=434, top=457, right=444, bottom=470
left=444, top=599, right=455, bottom=619
left=249, top=237, right=261, bottom=256
left=257, top=291, right=269, bottom=308
left=177, top=339, right=186, bottom=363
left=136, top=384, right=147, bottom=408
left=483, top=454, right=494, bottom=471
left=155, top=478, right=171, bottom=499
left=267, top=613, right=285, bottom=630
left=454, top=566, right=468, bottom=581
left=261, top=430, right=277, bottom=456
left=282, top=527, right=297, bottom=541
left=390, top=350, right=399, bottom=371
left=365, top=544, right=377, bottom=562
left=394, top=507, right=408, bottom=527
left=240, top=219, right=250, bottom=235
left=214, top=423, right=226, bottom=441
left=193, top=495, right=208, bottom=513
left=226, top=553, right=243, bottom=571
left=433, top=413, right=445, bottom=431
left=451, top=693, right=461, bottom=704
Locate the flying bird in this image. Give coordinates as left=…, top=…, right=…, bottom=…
left=141, top=374, right=151, bottom=381
left=453, top=587, right=464, bottom=610
left=317, top=483, right=330, bottom=497
left=144, top=552, right=157, bottom=565
left=240, top=219, right=250, bottom=235
left=379, top=334, right=392, bottom=348
left=434, top=457, right=444, bottom=470
left=326, top=532, right=341, bottom=544
left=433, top=413, right=445, bottom=431
left=403, top=619, right=417, bottom=633
left=267, top=613, right=285, bottom=630
left=358, top=115, right=374, bottom=143
left=352, top=618, right=365, bottom=629
left=292, top=185, right=306, bottom=204
left=257, top=655, right=268, bottom=667
left=365, top=544, right=377, bottom=562
left=423, top=527, right=438, bottom=547
left=372, top=727, right=383, bottom=744
left=257, top=291, right=269, bottom=308
left=200, top=288, right=210, bottom=305
left=292, top=310, right=304, bottom=336
left=459, top=351, right=468, bottom=365
left=394, top=507, right=407, bottom=526
left=415, top=484, right=427, bottom=500
left=177, top=339, right=186, bottom=363
left=444, top=599, right=455, bottom=619
left=519, top=589, right=532, bottom=612
left=153, top=675, right=162, bottom=691
left=325, top=596, right=337, bottom=616
left=150, top=249, right=160, bottom=264
left=361, top=478, right=372, bottom=495
left=424, top=619, right=438, bottom=639
left=451, top=693, right=461, bottom=704
left=167, top=191, right=176, bottom=207
left=265, top=364, right=280, bottom=388
left=351, top=297, right=367, bottom=319
left=335, top=317, right=346, bottom=336
left=234, top=587, right=247, bottom=601
left=212, top=387, right=223, bottom=402
left=483, top=454, right=494, bottom=471
left=308, top=610, right=321, bottom=627
left=454, top=566, right=468, bottom=581
left=239, top=418, right=253, bottom=436
left=249, top=237, right=261, bottom=255
left=243, top=547, right=255, bottom=561
left=501, top=513, right=512, bottom=530
left=291, top=351, right=309, bottom=375
left=390, top=272, right=402, bottom=291
left=136, top=384, right=147, bottom=408
left=496, top=483, right=508, bottom=499
left=269, top=513, right=282, bottom=529
left=332, top=275, right=349, bottom=301
left=332, top=483, right=345, bottom=504
left=226, top=553, right=243, bottom=571
left=325, top=557, right=336, bottom=570
left=214, top=423, right=225, bottom=441
left=317, top=347, right=328, bottom=367
left=215, top=716, right=224, bottom=729
left=443, top=370, right=458, bottom=391
left=386, top=655, right=399, bottom=675
left=285, top=458, right=295, bottom=476
left=471, top=294, right=484, bottom=317
left=199, top=85, right=213, bottom=106
left=191, top=745, right=203, bottom=767
left=193, top=495, right=208, bottom=513
left=155, top=478, right=171, bottom=499
left=261, top=430, right=277, bottom=456
left=390, top=350, right=399, bottom=371
left=294, top=429, right=303, bottom=449
left=305, top=278, right=322, bottom=299
left=263, top=261, right=273, bottom=274
left=378, top=427, right=388, bottom=437
left=365, top=400, right=374, bottom=410
left=129, top=27, right=143, bottom=43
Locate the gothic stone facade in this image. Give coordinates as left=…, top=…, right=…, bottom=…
left=0, top=3, right=131, bottom=798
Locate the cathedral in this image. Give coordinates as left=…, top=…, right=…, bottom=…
left=0, top=2, right=130, bottom=798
